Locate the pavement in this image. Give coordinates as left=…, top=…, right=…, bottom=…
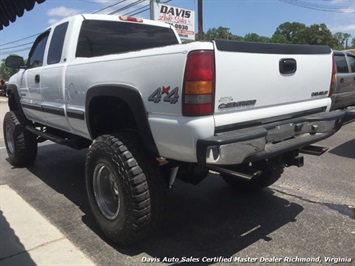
left=0, top=96, right=94, bottom=266
left=0, top=95, right=354, bottom=265
left=0, top=185, right=94, bottom=266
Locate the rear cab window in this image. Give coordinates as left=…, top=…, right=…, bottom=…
left=76, top=20, right=179, bottom=58
left=347, top=54, right=355, bottom=73
left=47, top=22, right=69, bottom=64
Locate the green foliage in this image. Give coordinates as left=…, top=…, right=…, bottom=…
left=205, top=26, right=233, bottom=40
left=273, top=22, right=307, bottom=43
left=0, top=56, right=20, bottom=80
left=300, top=24, right=339, bottom=47
left=244, top=33, right=271, bottom=43
left=204, top=21, right=354, bottom=50
left=334, top=32, right=352, bottom=49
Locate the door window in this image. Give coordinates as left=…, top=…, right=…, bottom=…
left=28, top=31, right=50, bottom=68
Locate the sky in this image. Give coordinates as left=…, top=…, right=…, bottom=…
left=0, top=0, right=354, bottom=61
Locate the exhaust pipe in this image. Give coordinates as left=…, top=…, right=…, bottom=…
left=209, top=165, right=262, bottom=181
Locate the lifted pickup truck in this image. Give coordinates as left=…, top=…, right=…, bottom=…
left=4, top=14, right=344, bottom=245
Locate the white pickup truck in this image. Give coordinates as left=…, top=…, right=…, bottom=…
left=4, top=14, right=344, bottom=244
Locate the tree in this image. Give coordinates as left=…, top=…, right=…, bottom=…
left=204, top=27, right=233, bottom=40
left=334, top=32, right=352, bottom=49
left=343, top=33, right=351, bottom=49
left=270, top=33, right=289, bottom=44
left=244, top=33, right=271, bottom=43
left=274, top=22, right=340, bottom=48
left=273, top=22, right=307, bottom=43
left=204, top=22, right=353, bottom=49
left=300, top=24, right=339, bottom=48
left=0, top=57, right=19, bottom=80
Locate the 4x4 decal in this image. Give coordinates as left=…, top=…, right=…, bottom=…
left=148, top=86, right=179, bottom=104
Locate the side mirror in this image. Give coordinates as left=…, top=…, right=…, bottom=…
left=5, top=55, right=26, bottom=69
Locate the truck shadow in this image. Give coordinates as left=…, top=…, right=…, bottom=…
left=328, top=139, right=355, bottom=159
left=0, top=210, right=36, bottom=266
left=23, top=143, right=303, bottom=264
left=120, top=178, right=303, bottom=261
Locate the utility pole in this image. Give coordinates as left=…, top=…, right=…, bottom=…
left=198, top=0, right=203, bottom=40
left=150, top=0, right=159, bottom=20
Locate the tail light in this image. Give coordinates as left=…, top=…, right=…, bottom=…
left=329, top=55, right=336, bottom=96
left=182, top=50, right=215, bottom=116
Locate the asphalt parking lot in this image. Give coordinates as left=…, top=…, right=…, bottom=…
left=0, top=97, right=354, bottom=265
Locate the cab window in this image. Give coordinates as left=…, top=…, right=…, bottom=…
left=48, top=22, right=69, bottom=65
left=28, top=31, right=50, bottom=68
left=76, top=20, right=178, bottom=57
left=347, top=55, right=355, bottom=73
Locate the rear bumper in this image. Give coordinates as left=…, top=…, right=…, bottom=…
left=197, top=110, right=345, bottom=165
left=331, top=92, right=355, bottom=110
left=345, top=107, right=355, bottom=118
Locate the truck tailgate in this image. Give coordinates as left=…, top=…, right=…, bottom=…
left=213, top=40, right=333, bottom=126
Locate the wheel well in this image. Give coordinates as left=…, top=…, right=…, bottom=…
left=88, top=96, right=138, bottom=138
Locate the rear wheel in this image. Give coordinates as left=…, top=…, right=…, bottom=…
left=3, top=111, right=38, bottom=166
left=85, top=133, right=166, bottom=245
left=222, top=160, right=284, bottom=192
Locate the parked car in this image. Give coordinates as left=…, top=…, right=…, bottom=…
left=331, top=51, right=355, bottom=110
left=0, top=80, right=7, bottom=96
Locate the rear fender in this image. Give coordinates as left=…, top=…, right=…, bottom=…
left=86, top=85, right=159, bottom=156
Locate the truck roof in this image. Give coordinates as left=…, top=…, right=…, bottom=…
left=333, top=50, right=354, bottom=56
left=46, top=13, right=172, bottom=31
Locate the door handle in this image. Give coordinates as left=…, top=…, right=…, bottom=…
left=35, top=75, right=40, bottom=83
left=340, top=78, right=344, bottom=83
left=279, top=58, right=297, bottom=74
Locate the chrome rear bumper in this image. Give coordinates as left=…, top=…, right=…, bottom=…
left=197, top=110, right=345, bottom=165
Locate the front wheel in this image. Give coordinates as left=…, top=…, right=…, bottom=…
left=3, top=111, right=38, bottom=166
left=85, top=133, right=166, bottom=245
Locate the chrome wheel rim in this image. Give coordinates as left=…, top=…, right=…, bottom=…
left=93, top=163, right=120, bottom=220
left=5, top=125, right=15, bottom=155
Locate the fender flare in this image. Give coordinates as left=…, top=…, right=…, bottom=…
left=6, top=84, right=26, bottom=119
left=86, top=84, right=159, bottom=156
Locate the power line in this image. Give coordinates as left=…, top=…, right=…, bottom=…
left=0, top=42, right=33, bottom=50
left=279, top=0, right=354, bottom=13
left=0, top=46, right=32, bottom=56
left=75, top=0, right=102, bottom=3
left=0, top=33, right=40, bottom=47
left=0, top=0, right=174, bottom=57
left=109, top=0, right=145, bottom=15
left=92, top=0, right=127, bottom=14
left=123, top=4, right=149, bottom=16
left=123, top=0, right=171, bottom=17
